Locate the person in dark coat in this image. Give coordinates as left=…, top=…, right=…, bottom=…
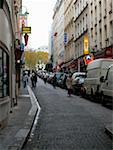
left=52, top=74, right=57, bottom=88
left=31, top=72, right=37, bottom=87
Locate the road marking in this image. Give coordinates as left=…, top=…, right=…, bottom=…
left=27, top=85, right=41, bottom=137
left=27, top=85, right=41, bottom=116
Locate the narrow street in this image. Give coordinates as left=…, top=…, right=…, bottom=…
left=23, top=78, right=112, bottom=150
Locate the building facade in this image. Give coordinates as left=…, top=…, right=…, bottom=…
left=52, top=0, right=113, bottom=72
left=52, top=0, right=64, bottom=69
left=88, top=0, right=113, bottom=59
left=0, top=0, right=22, bottom=128
left=64, top=0, right=75, bottom=63
left=73, top=0, right=89, bottom=71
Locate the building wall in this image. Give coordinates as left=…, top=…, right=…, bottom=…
left=64, top=0, right=75, bottom=62
left=89, top=0, right=113, bottom=52
left=74, top=0, right=89, bottom=58
left=52, top=0, right=64, bottom=66
left=0, top=0, right=21, bottom=128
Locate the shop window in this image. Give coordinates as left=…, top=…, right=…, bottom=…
left=0, top=48, right=9, bottom=98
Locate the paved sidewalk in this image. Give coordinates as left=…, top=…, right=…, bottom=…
left=0, top=85, right=38, bottom=150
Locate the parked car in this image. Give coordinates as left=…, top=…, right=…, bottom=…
left=55, top=72, right=64, bottom=85
left=81, top=58, right=113, bottom=100
left=99, top=64, right=113, bottom=105
left=57, top=73, right=68, bottom=89
left=72, top=72, right=86, bottom=95
left=47, top=72, right=54, bottom=83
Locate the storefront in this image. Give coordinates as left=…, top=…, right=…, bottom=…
left=0, top=47, right=9, bottom=98
left=0, top=0, right=16, bottom=128
left=94, top=46, right=113, bottom=59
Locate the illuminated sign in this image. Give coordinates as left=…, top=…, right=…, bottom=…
left=22, top=27, right=31, bottom=34
left=84, top=35, right=89, bottom=54
left=83, top=54, right=94, bottom=65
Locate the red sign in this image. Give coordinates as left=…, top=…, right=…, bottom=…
left=105, top=47, right=112, bottom=56
left=83, top=54, right=94, bottom=65
left=24, top=33, right=29, bottom=46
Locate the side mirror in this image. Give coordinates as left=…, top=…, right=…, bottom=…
left=100, top=76, right=104, bottom=82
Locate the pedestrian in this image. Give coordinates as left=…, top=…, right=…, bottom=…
left=43, top=73, right=47, bottom=84
left=66, top=74, right=73, bottom=97
left=31, top=71, right=37, bottom=88
left=34, top=72, right=37, bottom=87
left=52, top=74, right=57, bottom=88
left=22, top=73, right=28, bottom=88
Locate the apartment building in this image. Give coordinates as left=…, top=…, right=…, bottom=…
left=73, top=0, right=113, bottom=71
left=52, top=0, right=64, bottom=69
left=73, top=0, right=89, bottom=71
left=64, top=0, right=75, bottom=63
left=89, top=0, right=113, bottom=58
left=0, top=0, right=22, bottom=128
left=52, top=0, right=113, bottom=71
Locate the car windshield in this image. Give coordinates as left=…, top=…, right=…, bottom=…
left=73, top=74, right=86, bottom=79
left=56, top=73, right=63, bottom=80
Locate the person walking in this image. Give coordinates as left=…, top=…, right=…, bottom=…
left=43, top=73, right=47, bottom=84
left=22, top=73, right=28, bottom=88
left=66, top=74, right=73, bottom=97
left=31, top=71, right=37, bottom=88
left=52, top=74, right=57, bottom=88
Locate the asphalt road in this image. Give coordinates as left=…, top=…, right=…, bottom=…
left=23, top=78, right=113, bottom=150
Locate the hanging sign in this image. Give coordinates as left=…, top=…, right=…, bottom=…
left=22, top=27, right=31, bottom=34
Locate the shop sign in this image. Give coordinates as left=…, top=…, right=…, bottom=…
left=105, top=47, right=112, bottom=56
left=64, top=32, right=68, bottom=44
left=84, top=35, right=89, bottom=54
left=22, top=27, right=31, bottom=34
left=83, top=53, right=94, bottom=65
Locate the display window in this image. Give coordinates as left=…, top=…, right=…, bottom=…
left=0, top=48, right=9, bottom=98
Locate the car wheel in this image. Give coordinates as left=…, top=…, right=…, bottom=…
left=90, top=89, right=95, bottom=101
left=80, top=87, right=86, bottom=98
left=101, top=93, right=106, bottom=106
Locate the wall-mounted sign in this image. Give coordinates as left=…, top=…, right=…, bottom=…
left=84, top=34, right=89, bottom=54
left=83, top=53, right=94, bottom=65
left=64, top=32, right=68, bottom=44
left=22, top=27, right=31, bottom=34
left=24, top=33, right=29, bottom=46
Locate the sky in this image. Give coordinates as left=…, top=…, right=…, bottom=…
left=22, top=0, right=56, bottom=50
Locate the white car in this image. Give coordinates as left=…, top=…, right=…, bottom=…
left=100, top=64, right=113, bottom=105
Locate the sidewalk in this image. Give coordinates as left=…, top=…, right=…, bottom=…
left=0, top=85, right=38, bottom=150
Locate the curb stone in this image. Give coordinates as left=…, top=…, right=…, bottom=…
left=8, top=86, right=39, bottom=150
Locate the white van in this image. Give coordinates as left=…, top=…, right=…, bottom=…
left=100, top=64, right=113, bottom=105
left=82, top=58, right=113, bottom=100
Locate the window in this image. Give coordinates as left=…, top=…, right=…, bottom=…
left=0, top=48, right=9, bottom=98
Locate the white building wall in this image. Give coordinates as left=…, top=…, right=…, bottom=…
left=64, top=0, right=75, bottom=62
left=89, top=0, right=113, bottom=52
left=74, top=0, right=88, bottom=58
left=52, top=0, right=64, bottom=66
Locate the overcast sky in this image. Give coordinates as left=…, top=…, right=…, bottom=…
left=22, top=0, right=56, bottom=49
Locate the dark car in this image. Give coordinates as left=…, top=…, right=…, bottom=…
left=57, top=73, right=68, bottom=89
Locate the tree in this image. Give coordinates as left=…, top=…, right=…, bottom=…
left=24, top=50, right=49, bottom=69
